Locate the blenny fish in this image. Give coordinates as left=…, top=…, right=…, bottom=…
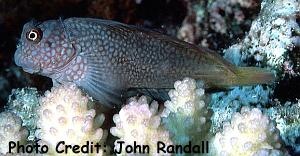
left=14, top=18, right=275, bottom=106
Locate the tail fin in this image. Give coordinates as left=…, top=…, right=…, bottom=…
left=231, top=67, right=276, bottom=86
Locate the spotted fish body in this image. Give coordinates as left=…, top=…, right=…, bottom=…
left=15, top=17, right=275, bottom=106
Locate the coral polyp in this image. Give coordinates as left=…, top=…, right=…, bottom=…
left=110, top=96, right=173, bottom=155
left=0, top=112, right=28, bottom=155
left=35, top=84, right=106, bottom=155
left=213, top=107, right=285, bottom=156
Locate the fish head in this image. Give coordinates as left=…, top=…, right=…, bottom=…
left=14, top=19, right=77, bottom=76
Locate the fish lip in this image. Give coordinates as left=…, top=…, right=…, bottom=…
left=15, top=58, right=41, bottom=74
left=14, top=44, right=42, bottom=74
left=14, top=49, right=22, bottom=67
left=22, top=67, right=40, bottom=74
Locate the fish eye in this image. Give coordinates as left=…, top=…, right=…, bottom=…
left=26, top=28, right=43, bottom=43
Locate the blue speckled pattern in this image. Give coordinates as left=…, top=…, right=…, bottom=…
left=14, top=17, right=274, bottom=106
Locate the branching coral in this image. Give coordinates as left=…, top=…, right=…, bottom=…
left=177, top=0, right=260, bottom=50
left=224, top=0, right=300, bottom=68
left=6, top=87, right=40, bottom=141
left=35, top=84, right=106, bottom=155
left=266, top=100, right=300, bottom=152
left=213, top=107, right=285, bottom=156
left=161, top=78, right=211, bottom=146
left=208, top=0, right=258, bottom=34
left=0, top=112, right=28, bottom=155
left=110, top=96, right=172, bottom=156
left=177, top=1, right=200, bottom=44
left=1, top=77, right=296, bottom=155
left=209, top=85, right=272, bottom=133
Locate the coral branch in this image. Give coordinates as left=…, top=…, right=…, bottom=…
left=35, top=84, right=106, bottom=155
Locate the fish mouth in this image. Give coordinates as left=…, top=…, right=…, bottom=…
left=14, top=49, right=23, bottom=67
left=14, top=50, right=41, bottom=74
left=22, top=67, right=40, bottom=74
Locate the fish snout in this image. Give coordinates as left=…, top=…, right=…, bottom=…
left=14, top=49, right=23, bottom=67
left=14, top=50, right=40, bottom=74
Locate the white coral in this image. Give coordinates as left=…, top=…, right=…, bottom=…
left=162, top=77, right=206, bottom=118
left=161, top=78, right=211, bottom=145
left=110, top=96, right=172, bottom=156
left=224, top=0, right=299, bottom=67
left=266, top=100, right=300, bottom=151
left=0, top=112, right=28, bottom=155
left=35, top=84, right=105, bottom=156
left=213, top=107, right=284, bottom=156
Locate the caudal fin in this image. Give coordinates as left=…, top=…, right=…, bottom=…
left=231, top=67, right=276, bottom=86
